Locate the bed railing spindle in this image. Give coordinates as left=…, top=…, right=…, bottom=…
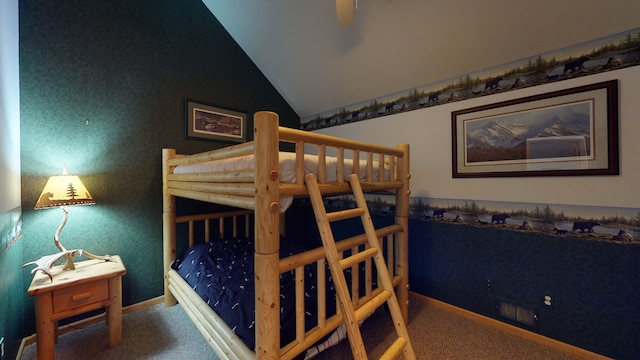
left=317, top=259, right=326, bottom=329
left=295, top=267, right=305, bottom=344
left=351, top=246, right=360, bottom=307
left=390, top=156, right=397, bottom=182
left=218, top=218, right=224, bottom=239
left=378, top=153, right=385, bottom=182
left=232, top=216, right=238, bottom=238
left=318, top=145, right=326, bottom=184
left=336, top=148, right=345, bottom=185
left=352, top=149, right=360, bottom=177
left=296, top=141, right=305, bottom=185
left=387, top=235, right=394, bottom=279
left=204, top=219, right=210, bottom=243
left=366, top=152, right=373, bottom=182
left=245, top=214, right=250, bottom=238
left=188, top=221, right=195, bottom=248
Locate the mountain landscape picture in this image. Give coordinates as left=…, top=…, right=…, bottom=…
left=464, top=101, right=591, bottom=163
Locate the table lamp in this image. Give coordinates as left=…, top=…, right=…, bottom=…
left=22, top=166, right=111, bottom=280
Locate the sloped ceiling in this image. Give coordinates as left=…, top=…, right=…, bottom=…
left=203, top=0, right=640, bottom=119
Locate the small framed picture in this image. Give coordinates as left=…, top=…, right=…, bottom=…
left=185, top=100, right=246, bottom=143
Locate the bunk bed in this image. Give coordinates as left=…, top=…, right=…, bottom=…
left=163, top=111, right=411, bottom=360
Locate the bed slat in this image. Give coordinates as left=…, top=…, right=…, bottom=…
left=167, top=141, right=255, bottom=167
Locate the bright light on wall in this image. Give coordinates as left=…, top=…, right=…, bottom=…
left=0, top=0, right=20, bottom=214
left=0, top=0, right=20, bottom=254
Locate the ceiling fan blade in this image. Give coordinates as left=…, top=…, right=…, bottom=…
left=336, top=0, right=354, bottom=27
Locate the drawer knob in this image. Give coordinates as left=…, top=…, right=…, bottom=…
left=71, top=291, right=92, bottom=301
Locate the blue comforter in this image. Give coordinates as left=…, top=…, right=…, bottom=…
left=171, top=237, right=337, bottom=350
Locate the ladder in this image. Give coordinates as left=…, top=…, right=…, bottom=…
left=305, top=173, right=416, bottom=360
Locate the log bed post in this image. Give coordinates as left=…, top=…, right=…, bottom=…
left=254, top=111, right=281, bottom=359
left=396, top=143, right=410, bottom=322
left=162, top=148, right=177, bottom=307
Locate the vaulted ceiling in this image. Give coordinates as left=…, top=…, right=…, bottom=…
left=203, top=0, right=640, bottom=119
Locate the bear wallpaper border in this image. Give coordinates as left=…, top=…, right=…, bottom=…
left=301, top=27, right=639, bottom=130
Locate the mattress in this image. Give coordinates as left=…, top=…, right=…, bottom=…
left=172, top=152, right=388, bottom=212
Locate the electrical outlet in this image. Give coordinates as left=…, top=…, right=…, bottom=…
left=486, top=279, right=493, bottom=292
left=543, top=294, right=553, bottom=307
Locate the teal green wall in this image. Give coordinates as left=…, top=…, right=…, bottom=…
left=0, top=241, right=25, bottom=360
left=18, top=0, right=298, bottom=340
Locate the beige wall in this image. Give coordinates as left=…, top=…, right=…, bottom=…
left=315, top=67, right=639, bottom=210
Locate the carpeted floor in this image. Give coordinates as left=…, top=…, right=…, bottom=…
left=317, top=300, right=582, bottom=359
left=20, top=303, right=216, bottom=360
left=21, top=299, right=585, bottom=360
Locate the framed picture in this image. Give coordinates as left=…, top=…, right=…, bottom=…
left=185, top=100, right=247, bottom=143
left=452, top=80, right=618, bottom=178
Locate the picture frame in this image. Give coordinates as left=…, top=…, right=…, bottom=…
left=452, top=80, right=618, bottom=178
left=185, top=100, right=247, bottom=143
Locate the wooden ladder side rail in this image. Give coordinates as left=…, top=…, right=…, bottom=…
left=306, top=173, right=368, bottom=359
left=305, top=173, right=416, bottom=360
left=349, top=173, right=416, bottom=360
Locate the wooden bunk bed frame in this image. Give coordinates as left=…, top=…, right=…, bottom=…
left=163, top=111, right=410, bottom=360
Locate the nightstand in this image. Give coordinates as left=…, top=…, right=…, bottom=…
left=27, top=255, right=126, bottom=360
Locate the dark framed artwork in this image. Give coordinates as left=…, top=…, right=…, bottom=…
left=452, top=80, right=618, bottom=178
left=185, top=100, right=247, bottom=143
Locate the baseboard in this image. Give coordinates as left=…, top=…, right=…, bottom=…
left=17, top=296, right=165, bottom=359
left=409, top=292, right=611, bottom=360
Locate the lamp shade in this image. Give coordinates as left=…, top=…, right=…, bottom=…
left=336, top=0, right=354, bottom=27
left=35, top=174, right=95, bottom=209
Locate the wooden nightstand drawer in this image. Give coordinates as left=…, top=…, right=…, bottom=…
left=52, top=279, right=109, bottom=313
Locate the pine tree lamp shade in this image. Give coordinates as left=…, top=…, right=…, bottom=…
left=24, top=166, right=111, bottom=280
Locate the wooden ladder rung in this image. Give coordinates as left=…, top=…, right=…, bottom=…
left=354, top=290, right=392, bottom=322
left=326, top=207, right=365, bottom=222
left=340, top=247, right=378, bottom=270
left=380, top=337, right=408, bottom=360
